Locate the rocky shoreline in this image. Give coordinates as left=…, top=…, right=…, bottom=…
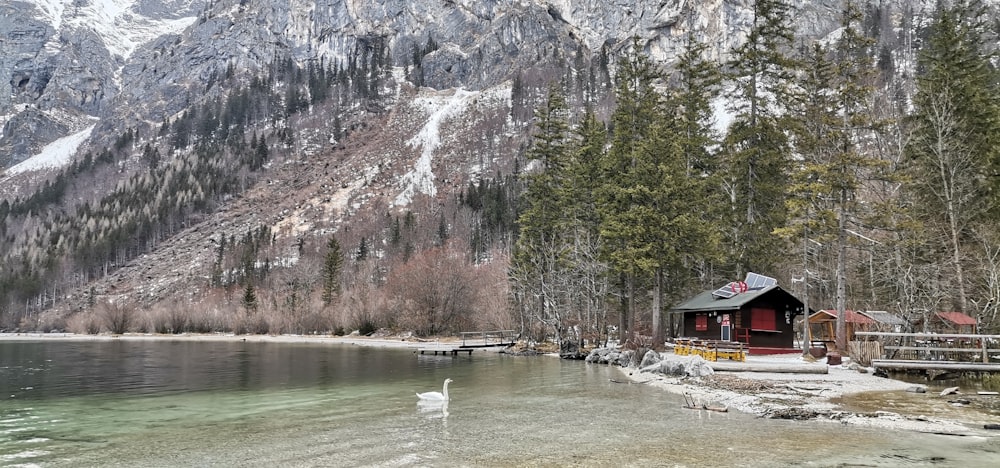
left=588, top=347, right=1000, bottom=436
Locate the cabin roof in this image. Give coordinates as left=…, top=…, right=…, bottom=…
left=810, top=309, right=876, bottom=324
left=858, top=310, right=908, bottom=326
left=671, top=285, right=803, bottom=313
left=936, top=311, right=977, bottom=326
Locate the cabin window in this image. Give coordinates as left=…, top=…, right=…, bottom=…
left=750, top=308, right=777, bottom=331
left=695, top=314, right=708, bottom=331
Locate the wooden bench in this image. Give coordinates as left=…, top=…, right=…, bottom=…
left=673, top=338, right=696, bottom=356
left=700, top=340, right=746, bottom=362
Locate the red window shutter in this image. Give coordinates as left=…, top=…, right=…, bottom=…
left=751, top=308, right=776, bottom=331
left=696, top=314, right=708, bottom=331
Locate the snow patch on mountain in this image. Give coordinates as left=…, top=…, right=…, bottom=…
left=5, top=123, right=96, bottom=176
left=27, top=0, right=198, bottom=60
left=394, top=88, right=478, bottom=207
left=711, top=94, right=735, bottom=136
left=29, top=0, right=67, bottom=30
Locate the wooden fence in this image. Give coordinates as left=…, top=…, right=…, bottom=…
left=848, top=340, right=882, bottom=367
left=853, top=331, right=1000, bottom=365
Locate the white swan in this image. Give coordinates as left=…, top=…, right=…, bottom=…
left=416, top=378, right=453, bottom=401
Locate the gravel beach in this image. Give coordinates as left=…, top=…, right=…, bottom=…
left=617, top=351, right=1000, bottom=435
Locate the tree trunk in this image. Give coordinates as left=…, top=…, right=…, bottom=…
left=835, top=190, right=848, bottom=353
left=651, top=268, right=663, bottom=350
left=619, top=273, right=628, bottom=347
left=626, top=274, right=636, bottom=346
left=801, top=217, right=811, bottom=354
left=949, top=216, right=967, bottom=314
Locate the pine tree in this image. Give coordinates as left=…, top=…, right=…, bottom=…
left=512, top=83, right=573, bottom=342
left=563, top=110, right=606, bottom=243
left=242, top=282, right=258, bottom=314
left=780, top=41, right=840, bottom=351
left=720, top=0, right=798, bottom=277
left=597, top=37, right=663, bottom=345
left=907, top=0, right=1000, bottom=315
left=670, top=30, right=723, bottom=178
left=322, top=235, right=344, bottom=306
left=564, top=110, right=610, bottom=344
left=667, top=31, right=726, bottom=293
left=390, top=216, right=402, bottom=248
left=436, top=214, right=448, bottom=246
left=827, top=1, right=886, bottom=351
left=516, top=83, right=571, bottom=247
left=356, top=236, right=369, bottom=261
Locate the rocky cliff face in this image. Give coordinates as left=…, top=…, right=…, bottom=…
left=0, top=0, right=203, bottom=168
left=3, top=0, right=861, bottom=170
left=4, top=0, right=951, bottom=173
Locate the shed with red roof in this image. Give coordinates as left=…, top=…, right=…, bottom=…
left=914, top=311, right=978, bottom=334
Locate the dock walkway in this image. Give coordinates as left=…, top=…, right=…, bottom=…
left=856, top=331, right=1000, bottom=374
left=416, top=330, right=517, bottom=356
left=459, top=330, right=517, bottom=348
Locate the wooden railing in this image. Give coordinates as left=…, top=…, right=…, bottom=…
left=460, top=330, right=517, bottom=348
left=854, top=331, right=1000, bottom=363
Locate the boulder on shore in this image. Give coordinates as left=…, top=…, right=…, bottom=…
left=639, top=349, right=662, bottom=368
left=585, top=348, right=714, bottom=378
left=559, top=340, right=588, bottom=360
left=638, top=352, right=715, bottom=378
left=585, top=347, right=634, bottom=366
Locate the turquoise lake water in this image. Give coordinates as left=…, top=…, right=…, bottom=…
left=2, top=339, right=999, bottom=467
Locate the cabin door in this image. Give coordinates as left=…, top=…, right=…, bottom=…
left=720, top=314, right=731, bottom=341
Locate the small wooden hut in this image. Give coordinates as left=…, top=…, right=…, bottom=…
left=808, top=310, right=874, bottom=347
left=670, top=273, right=810, bottom=354
left=808, top=309, right=910, bottom=359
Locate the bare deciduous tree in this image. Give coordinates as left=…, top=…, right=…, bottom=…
left=98, top=299, right=131, bottom=335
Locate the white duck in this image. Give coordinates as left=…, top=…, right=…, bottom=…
left=416, top=378, right=453, bottom=401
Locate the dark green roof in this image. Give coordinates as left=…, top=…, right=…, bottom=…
left=671, top=285, right=787, bottom=312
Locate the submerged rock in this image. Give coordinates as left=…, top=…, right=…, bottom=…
left=766, top=407, right=821, bottom=420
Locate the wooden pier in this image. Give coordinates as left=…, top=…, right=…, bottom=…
left=459, top=330, right=517, bottom=348
left=855, top=331, right=1000, bottom=374
left=415, top=330, right=517, bottom=357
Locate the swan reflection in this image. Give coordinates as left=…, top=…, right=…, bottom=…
left=416, top=399, right=449, bottom=420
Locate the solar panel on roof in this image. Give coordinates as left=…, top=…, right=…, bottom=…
left=711, top=285, right=737, bottom=299
left=744, top=272, right=777, bottom=290
left=712, top=273, right=777, bottom=299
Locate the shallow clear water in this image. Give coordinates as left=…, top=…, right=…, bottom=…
left=2, top=339, right=1000, bottom=467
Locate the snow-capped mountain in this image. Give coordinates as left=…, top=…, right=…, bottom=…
left=3, top=0, right=868, bottom=172
left=0, top=0, right=203, bottom=168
